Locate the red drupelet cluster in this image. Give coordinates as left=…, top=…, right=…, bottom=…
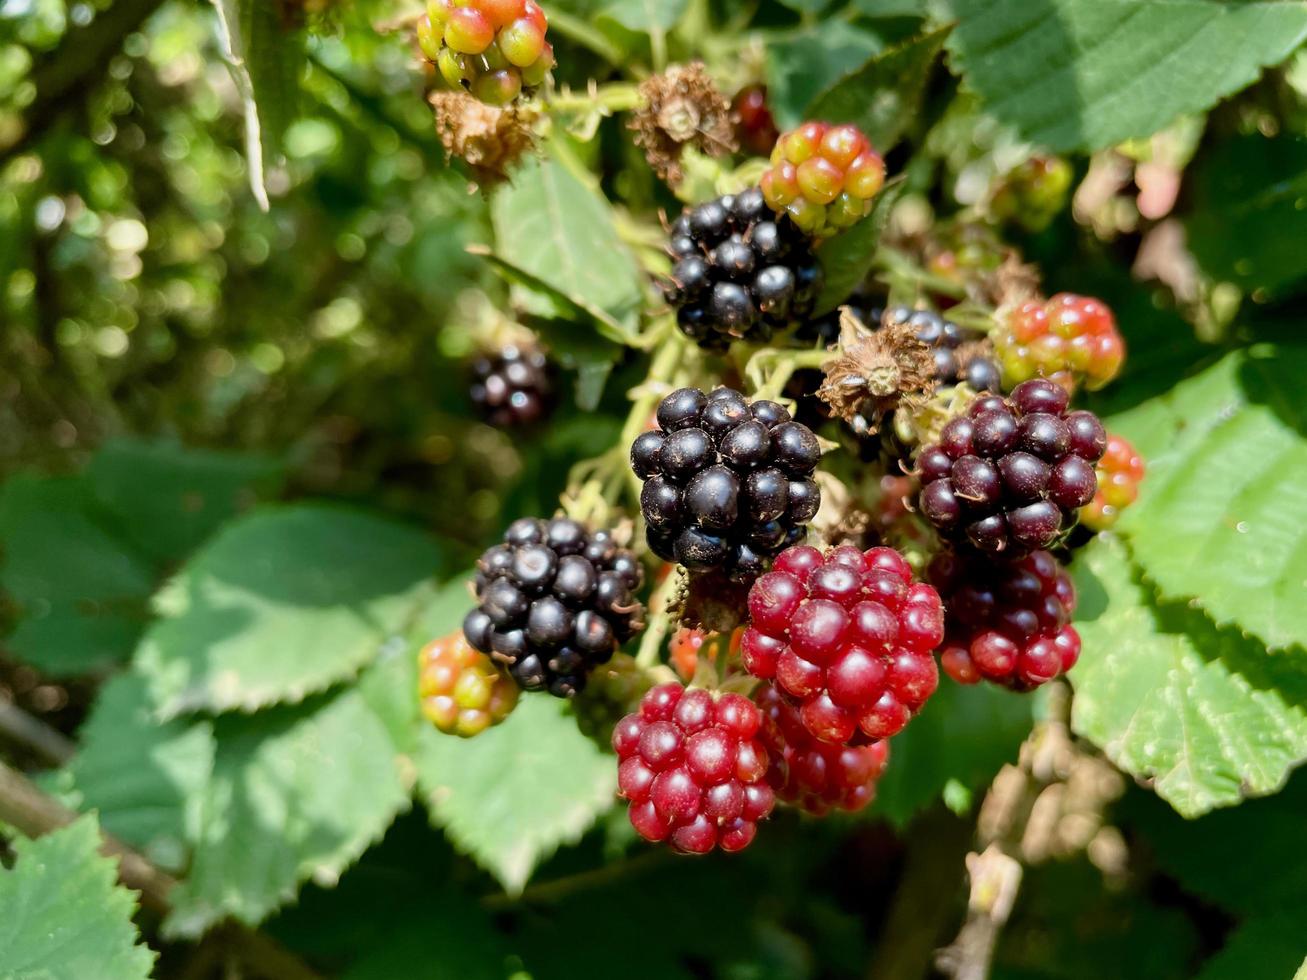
left=613, top=683, right=775, bottom=853
left=741, top=544, right=944, bottom=744
left=929, top=549, right=1080, bottom=690
left=994, top=293, right=1125, bottom=393
left=760, top=122, right=886, bottom=238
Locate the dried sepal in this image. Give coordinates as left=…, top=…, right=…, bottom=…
left=629, top=62, right=737, bottom=185
left=816, top=307, right=937, bottom=434
left=430, top=90, right=539, bottom=187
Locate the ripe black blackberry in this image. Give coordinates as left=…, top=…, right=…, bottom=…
left=631, top=386, right=822, bottom=582
left=462, top=517, right=645, bottom=697
left=917, top=379, right=1106, bottom=555
left=802, top=302, right=1001, bottom=393
left=469, top=344, right=554, bottom=427
left=663, top=188, right=823, bottom=352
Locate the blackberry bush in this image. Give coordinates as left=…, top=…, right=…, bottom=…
left=418, top=631, right=519, bottom=736
left=469, top=343, right=554, bottom=427
left=917, top=379, right=1107, bottom=555
left=994, top=293, right=1125, bottom=392
left=761, top=122, right=886, bottom=237
left=741, top=544, right=943, bottom=743
left=663, top=189, right=823, bottom=351
left=462, top=516, right=645, bottom=696
left=417, top=0, right=554, bottom=105
left=755, top=682, right=890, bottom=815
left=929, top=549, right=1080, bottom=690
left=613, top=683, right=775, bottom=853
left=632, top=386, right=822, bottom=581
left=1081, top=433, right=1146, bottom=531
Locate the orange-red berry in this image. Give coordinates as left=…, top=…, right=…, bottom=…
left=418, top=631, right=519, bottom=738
left=761, top=121, right=886, bottom=239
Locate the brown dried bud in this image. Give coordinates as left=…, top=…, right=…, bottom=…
left=430, top=90, right=538, bottom=188
left=816, top=308, right=937, bottom=434
left=629, top=62, right=736, bottom=185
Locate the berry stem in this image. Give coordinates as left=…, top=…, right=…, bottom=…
left=873, top=245, right=970, bottom=301
left=635, top=567, right=682, bottom=668
left=542, top=80, right=644, bottom=116
left=745, top=346, right=830, bottom=402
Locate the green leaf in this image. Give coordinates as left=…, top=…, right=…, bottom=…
left=1195, top=911, right=1307, bottom=980
left=814, top=179, right=904, bottom=315
left=210, top=0, right=305, bottom=209
left=1069, top=536, right=1307, bottom=817
left=87, top=438, right=285, bottom=567
left=597, top=0, right=687, bottom=31
left=490, top=154, right=644, bottom=338
left=415, top=695, right=617, bottom=893
left=164, top=683, right=411, bottom=937
left=1186, top=134, right=1307, bottom=296
left=0, top=475, right=154, bottom=676
left=873, top=677, right=1032, bottom=826
left=0, top=816, right=155, bottom=980
left=806, top=25, right=951, bottom=152
left=765, top=24, right=884, bottom=129
left=135, top=504, right=443, bottom=716
left=66, top=673, right=215, bottom=874
left=1111, top=344, right=1307, bottom=652
left=942, top=0, right=1307, bottom=152
left=853, top=0, right=928, bottom=14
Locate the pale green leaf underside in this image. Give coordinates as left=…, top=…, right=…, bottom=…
left=491, top=154, right=644, bottom=336
left=135, top=504, right=443, bottom=716
left=1070, top=537, right=1307, bottom=817
left=943, top=0, right=1307, bottom=151
left=415, top=695, right=616, bottom=894
left=1110, top=345, right=1307, bottom=652
left=164, top=683, right=411, bottom=937
left=599, top=0, right=687, bottom=31
left=0, top=817, right=155, bottom=980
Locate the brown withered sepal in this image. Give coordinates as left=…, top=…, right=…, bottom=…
left=816, top=307, right=937, bottom=435
left=629, top=62, right=736, bottom=185
left=430, top=91, right=538, bottom=188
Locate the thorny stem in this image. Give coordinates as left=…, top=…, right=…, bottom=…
left=745, top=346, right=830, bottom=401
left=542, top=81, right=644, bottom=117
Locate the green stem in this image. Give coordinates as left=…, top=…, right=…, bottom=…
left=635, top=568, right=681, bottom=668
left=873, top=246, right=969, bottom=301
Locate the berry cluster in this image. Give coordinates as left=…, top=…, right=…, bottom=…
left=929, top=549, right=1080, bottom=690
left=632, top=387, right=822, bottom=582
left=761, top=122, right=886, bottom=238
left=664, top=189, right=823, bottom=351
left=469, top=343, right=553, bottom=427
left=756, top=682, right=890, bottom=815
left=1081, top=433, right=1145, bottom=531
left=417, top=0, right=554, bottom=106
left=741, top=544, right=943, bottom=744
left=613, top=683, right=775, bottom=853
left=418, top=631, right=519, bottom=737
left=462, top=517, right=644, bottom=697
left=990, top=156, right=1074, bottom=233
left=994, top=293, right=1125, bottom=392
left=917, top=380, right=1106, bottom=555
left=572, top=653, right=652, bottom=745
left=733, top=85, right=779, bottom=157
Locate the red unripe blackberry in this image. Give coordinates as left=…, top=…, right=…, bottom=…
left=469, top=343, right=554, bottom=427
left=754, top=682, right=889, bottom=815
left=463, top=517, right=645, bottom=697
left=929, top=548, right=1081, bottom=690
left=733, top=85, right=780, bottom=157
left=633, top=386, right=822, bottom=583
left=613, top=683, right=775, bottom=853
left=995, top=293, right=1125, bottom=392
left=741, top=543, right=943, bottom=744
left=916, top=379, right=1106, bottom=555
left=1081, top=433, right=1145, bottom=531
left=761, top=121, right=886, bottom=238
left=418, top=0, right=554, bottom=105
left=664, top=189, right=823, bottom=351
left=418, top=631, right=519, bottom=737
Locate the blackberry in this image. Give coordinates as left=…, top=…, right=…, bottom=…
left=417, top=0, right=554, bottom=105
left=632, top=386, right=822, bottom=582
left=663, top=189, right=823, bottom=351
left=916, top=379, right=1106, bottom=555
left=929, top=548, right=1080, bottom=690
left=572, top=653, right=653, bottom=746
left=418, top=631, right=519, bottom=737
left=469, top=343, right=554, bottom=427
left=463, top=517, right=645, bottom=697
left=613, top=683, right=775, bottom=853
left=755, top=682, right=890, bottom=815
left=741, top=544, right=943, bottom=744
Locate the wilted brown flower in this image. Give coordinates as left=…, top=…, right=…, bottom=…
left=816, top=308, right=937, bottom=434
left=430, top=90, right=539, bottom=188
left=629, top=62, right=736, bottom=185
